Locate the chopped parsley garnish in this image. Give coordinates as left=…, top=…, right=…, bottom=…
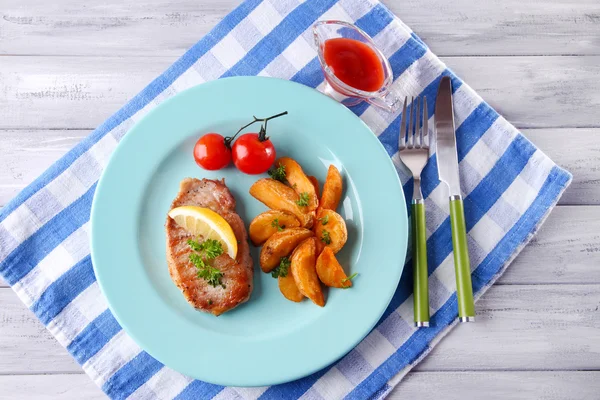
left=271, top=256, right=291, bottom=278
left=321, top=230, right=331, bottom=245
left=188, top=239, right=225, bottom=288
left=341, top=272, right=358, bottom=288
left=201, top=239, right=224, bottom=259
left=296, top=192, right=310, bottom=207
left=208, top=299, right=213, bottom=305
left=187, top=239, right=203, bottom=252
left=271, top=218, right=284, bottom=232
left=268, top=164, right=286, bottom=182
left=319, top=214, right=329, bottom=225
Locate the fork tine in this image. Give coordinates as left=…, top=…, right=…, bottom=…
left=415, top=97, right=421, bottom=148
left=399, top=97, right=408, bottom=150
left=407, top=96, right=414, bottom=148
left=422, top=96, right=428, bottom=148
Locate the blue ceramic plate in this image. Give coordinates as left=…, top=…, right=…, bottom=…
left=91, top=77, right=408, bottom=387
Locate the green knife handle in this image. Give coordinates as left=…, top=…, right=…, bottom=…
left=412, top=201, right=430, bottom=327
left=449, top=196, right=475, bottom=322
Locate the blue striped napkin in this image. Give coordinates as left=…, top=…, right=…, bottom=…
left=0, top=0, right=571, bottom=399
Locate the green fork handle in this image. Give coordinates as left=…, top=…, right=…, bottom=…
left=449, top=196, right=475, bottom=322
left=412, top=200, right=430, bottom=327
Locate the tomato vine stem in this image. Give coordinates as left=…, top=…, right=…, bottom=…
left=224, top=111, right=288, bottom=147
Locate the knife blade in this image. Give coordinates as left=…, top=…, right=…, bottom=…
left=435, top=76, right=476, bottom=322
left=435, top=77, right=461, bottom=196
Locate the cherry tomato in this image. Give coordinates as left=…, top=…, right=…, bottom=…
left=231, top=133, right=276, bottom=174
left=193, top=133, right=231, bottom=170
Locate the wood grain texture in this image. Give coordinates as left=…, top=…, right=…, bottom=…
left=0, top=374, right=105, bottom=400
left=0, top=127, right=597, bottom=207
left=442, top=56, right=600, bottom=129
left=1, top=206, right=598, bottom=288
left=0, top=0, right=598, bottom=396
left=0, top=130, right=88, bottom=207
left=390, top=371, right=600, bottom=400
left=416, top=284, right=600, bottom=371
left=0, top=0, right=238, bottom=57
left=0, top=289, right=82, bottom=374
left=522, top=128, right=600, bottom=206
left=2, top=371, right=598, bottom=400
left=0, top=56, right=598, bottom=130
left=1, top=0, right=599, bottom=57
left=1, top=284, right=598, bottom=374
left=386, top=0, right=600, bottom=57
left=499, top=206, right=600, bottom=285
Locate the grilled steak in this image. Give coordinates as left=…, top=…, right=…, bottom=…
left=166, top=178, right=253, bottom=316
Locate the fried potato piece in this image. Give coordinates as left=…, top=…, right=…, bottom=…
left=260, top=228, right=314, bottom=273
left=308, top=176, right=320, bottom=199
left=316, top=247, right=352, bottom=288
left=249, top=210, right=301, bottom=246
left=314, top=208, right=347, bottom=254
left=320, top=165, right=343, bottom=211
left=249, top=178, right=313, bottom=228
left=279, top=273, right=304, bottom=302
left=291, top=237, right=324, bottom=307
left=276, top=157, right=319, bottom=211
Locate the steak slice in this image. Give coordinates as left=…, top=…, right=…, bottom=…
left=166, top=178, right=253, bottom=316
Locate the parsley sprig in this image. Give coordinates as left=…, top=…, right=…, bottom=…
left=271, top=256, right=291, bottom=278
left=320, top=230, right=331, bottom=245
left=187, top=239, right=225, bottom=288
left=268, top=164, right=286, bottom=182
left=271, top=218, right=284, bottom=232
left=341, top=272, right=358, bottom=289
left=296, top=192, right=310, bottom=207
left=318, top=214, right=329, bottom=225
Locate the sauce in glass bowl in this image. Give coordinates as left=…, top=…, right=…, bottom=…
left=323, top=38, right=385, bottom=92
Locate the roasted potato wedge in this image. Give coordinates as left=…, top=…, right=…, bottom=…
left=291, top=237, right=324, bottom=307
left=276, top=157, right=319, bottom=211
left=260, top=228, right=314, bottom=272
left=314, top=208, right=347, bottom=254
left=249, top=178, right=313, bottom=228
left=279, top=273, right=304, bottom=302
left=249, top=210, right=301, bottom=246
left=320, top=165, right=343, bottom=211
left=316, top=247, right=352, bottom=288
left=308, top=175, right=320, bottom=199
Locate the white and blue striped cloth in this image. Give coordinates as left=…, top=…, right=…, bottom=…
left=0, top=0, right=571, bottom=399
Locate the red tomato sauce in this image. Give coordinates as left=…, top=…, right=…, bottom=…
left=323, top=38, right=384, bottom=92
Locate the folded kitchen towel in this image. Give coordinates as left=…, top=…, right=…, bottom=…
left=0, top=0, right=572, bottom=399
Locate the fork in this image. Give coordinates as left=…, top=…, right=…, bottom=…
left=399, top=96, right=430, bottom=328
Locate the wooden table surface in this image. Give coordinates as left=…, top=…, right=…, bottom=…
left=1, top=1, right=599, bottom=398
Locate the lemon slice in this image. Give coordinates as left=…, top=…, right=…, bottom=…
left=168, top=206, right=238, bottom=259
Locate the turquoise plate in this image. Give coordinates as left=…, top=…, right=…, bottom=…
left=91, top=77, right=408, bottom=387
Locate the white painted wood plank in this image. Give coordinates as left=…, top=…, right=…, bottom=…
left=0, top=130, right=88, bottom=208
left=521, top=128, right=600, bottom=206
left=0, top=371, right=598, bottom=400
left=416, top=284, right=600, bottom=371
left=386, top=0, right=600, bottom=57
left=0, top=56, right=598, bottom=130
left=1, top=206, right=597, bottom=288
left=441, top=56, right=600, bottom=129
left=389, top=371, right=600, bottom=400
left=0, top=127, right=596, bottom=208
left=499, top=206, right=600, bottom=285
left=1, top=0, right=599, bottom=57
left=0, top=0, right=238, bottom=57
left=0, top=374, right=105, bottom=400
left=0, top=288, right=83, bottom=374
left=0, top=56, right=173, bottom=130
left=1, top=371, right=598, bottom=400
left=1, top=284, right=598, bottom=374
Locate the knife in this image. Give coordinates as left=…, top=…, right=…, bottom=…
left=435, top=76, right=475, bottom=322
